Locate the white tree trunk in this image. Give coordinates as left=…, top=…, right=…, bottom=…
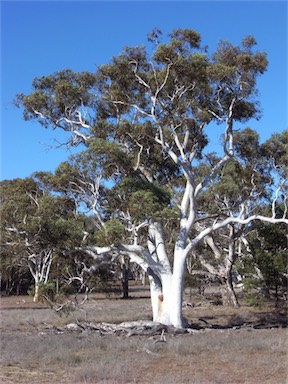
left=157, top=274, right=172, bottom=324
left=33, top=278, right=40, bottom=302
left=147, top=267, right=173, bottom=324
left=28, top=250, right=53, bottom=303
left=149, top=271, right=184, bottom=326
left=170, top=250, right=187, bottom=328
left=146, top=222, right=175, bottom=324
left=148, top=273, right=163, bottom=322
left=148, top=250, right=186, bottom=327
left=221, top=251, right=239, bottom=307
left=127, top=222, right=188, bottom=328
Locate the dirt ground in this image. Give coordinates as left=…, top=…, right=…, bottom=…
left=0, top=286, right=287, bottom=384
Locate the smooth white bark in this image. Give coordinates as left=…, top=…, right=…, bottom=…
left=148, top=274, right=163, bottom=322
left=146, top=222, right=173, bottom=323
left=34, top=279, right=40, bottom=303
left=170, top=249, right=187, bottom=328
left=28, top=250, right=53, bottom=302
left=157, top=273, right=172, bottom=324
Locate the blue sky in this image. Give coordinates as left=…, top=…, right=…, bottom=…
left=1, top=0, right=287, bottom=181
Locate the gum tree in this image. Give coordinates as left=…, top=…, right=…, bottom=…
left=0, top=178, right=82, bottom=301
left=16, top=30, right=287, bottom=327
left=188, top=128, right=283, bottom=307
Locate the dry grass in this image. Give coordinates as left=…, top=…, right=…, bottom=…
left=0, top=286, right=287, bottom=384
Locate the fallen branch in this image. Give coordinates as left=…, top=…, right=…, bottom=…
left=36, top=320, right=193, bottom=336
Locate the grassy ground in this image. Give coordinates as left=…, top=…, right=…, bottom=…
left=0, top=285, right=287, bottom=384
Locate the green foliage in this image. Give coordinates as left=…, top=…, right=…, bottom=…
left=107, top=176, right=171, bottom=223
left=128, top=190, right=163, bottom=220
left=15, top=69, right=97, bottom=128
left=196, top=126, right=275, bottom=216
left=16, top=29, right=268, bottom=148
left=234, top=128, right=261, bottom=162
left=243, top=220, right=288, bottom=305
left=0, top=177, right=85, bottom=295
left=103, top=218, right=126, bottom=245
left=261, top=130, right=288, bottom=165
left=208, top=37, right=267, bottom=122
left=27, top=281, right=56, bottom=301
left=261, top=130, right=288, bottom=182
left=88, top=139, right=133, bottom=178
left=93, top=218, right=126, bottom=246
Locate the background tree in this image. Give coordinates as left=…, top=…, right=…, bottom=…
left=241, top=209, right=287, bottom=307
left=16, top=29, right=287, bottom=327
left=33, top=161, right=135, bottom=299
left=187, top=127, right=278, bottom=307
left=0, top=177, right=83, bottom=301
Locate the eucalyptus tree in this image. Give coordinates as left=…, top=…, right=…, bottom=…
left=16, top=29, right=287, bottom=327
left=245, top=218, right=287, bottom=306
left=187, top=128, right=280, bottom=307
left=0, top=177, right=82, bottom=301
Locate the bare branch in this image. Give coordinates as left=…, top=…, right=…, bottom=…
left=195, top=154, right=230, bottom=197
left=184, top=213, right=288, bottom=259
left=32, top=109, right=46, bottom=120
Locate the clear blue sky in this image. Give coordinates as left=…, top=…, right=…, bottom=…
left=1, top=0, right=287, bottom=181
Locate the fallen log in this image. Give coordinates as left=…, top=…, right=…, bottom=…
left=37, top=320, right=192, bottom=336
